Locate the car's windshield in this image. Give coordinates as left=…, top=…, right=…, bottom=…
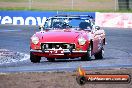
left=44, top=17, right=93, bottom=30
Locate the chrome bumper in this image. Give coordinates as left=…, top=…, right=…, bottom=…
left=30, top=49, right=87, bottom=53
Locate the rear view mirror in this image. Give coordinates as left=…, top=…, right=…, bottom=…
left=39, top=25, right=44, bottom=31
left=95, top=26, right=100, bottom=30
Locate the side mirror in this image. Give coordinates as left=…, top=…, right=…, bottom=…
left=95, top=26, right=100, bottom=30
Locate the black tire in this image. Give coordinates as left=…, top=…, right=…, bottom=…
left=76, top=76, right=87, bottom=85
left=30, top=52, right=41, bottom=63
left=47, top=58, right=55, bottom=62
left=81, top=45, right=92, bottom=61
left=94, top=47, right=104, bottom=60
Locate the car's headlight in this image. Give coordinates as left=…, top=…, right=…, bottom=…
left=78, top=37, right=86, bottom=45
left=31, top=36, right=39, bottom=44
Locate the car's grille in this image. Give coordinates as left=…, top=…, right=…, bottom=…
left=41, top=43, right=75, bottom=50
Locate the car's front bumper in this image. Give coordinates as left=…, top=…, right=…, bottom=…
left=30, top=49, right=87, bottom=53
left=30, top=49, right=87, bottom=58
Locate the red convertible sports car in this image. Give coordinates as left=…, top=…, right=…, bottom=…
left=30, top=15, right=105, bottom=63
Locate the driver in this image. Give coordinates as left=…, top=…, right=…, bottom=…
left=53, top=22, right=71, bottom=29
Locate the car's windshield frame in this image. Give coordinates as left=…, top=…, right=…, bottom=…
left=43, top=16, right=94, bottom=30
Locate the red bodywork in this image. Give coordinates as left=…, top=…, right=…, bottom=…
left=30, top=28, right=105, bottom=59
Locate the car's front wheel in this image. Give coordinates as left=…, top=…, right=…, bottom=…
left=30, top=52, right=41, bottom=63
left=81, top=45, right=92, bottom=61
left=94, top=47, right=104, bottom=59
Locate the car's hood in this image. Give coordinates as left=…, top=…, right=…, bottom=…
left=36, top=29, right=84, bottom=43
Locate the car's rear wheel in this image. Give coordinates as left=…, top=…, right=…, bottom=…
left=81, top=45, right=92, bottom=61
left=30, top=52, right=41, bottom=63
left=47, top=58, right=55, bottom=62
left=94, top=47, right=104, bottom=59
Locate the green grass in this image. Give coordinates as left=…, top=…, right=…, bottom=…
left=0, top=0, right=27, bottom=2
left=0, top=7, right=131, bottom=13
left=0, top=7, right=28, bottom=11
left=0, top=0, right=58, bottom=2
left=0, top=0, right=112, bottom=2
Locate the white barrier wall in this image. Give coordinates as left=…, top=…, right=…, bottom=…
left=96, top=12, right=132, bottom=28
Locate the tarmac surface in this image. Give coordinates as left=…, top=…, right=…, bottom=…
left=0, top=25, right=132, bottom=72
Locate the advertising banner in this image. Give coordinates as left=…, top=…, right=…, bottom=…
left=96, top=12, right=132, bottom=28
left=0, top=11, right=95, bottom=25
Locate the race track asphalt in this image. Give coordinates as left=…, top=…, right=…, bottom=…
left=0, top=25, right=132, bottom=72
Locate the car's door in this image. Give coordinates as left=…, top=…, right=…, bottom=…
left=92, top=26, right=104, bottom=54
left=92, top=28, right=99, bottom=54
left=93, top=26, right=105, bottom=54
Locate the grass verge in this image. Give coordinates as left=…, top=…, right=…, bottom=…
left=0, top=7, right=131, bottom=13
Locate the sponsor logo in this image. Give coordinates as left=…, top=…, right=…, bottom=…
left=76, top=67, right=131, bottom=85
left=0, top=16, right=46, bottom=25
